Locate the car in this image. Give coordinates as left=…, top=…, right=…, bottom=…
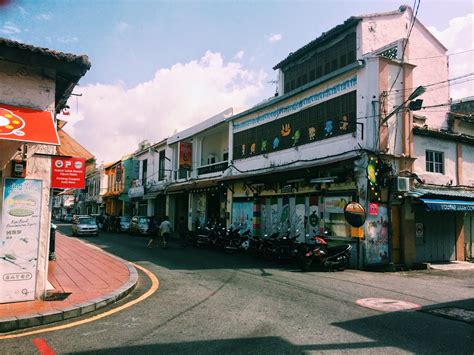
left=72, top=216, right=99, bottom=237
left=63, top=214, right=73, bottom=223
left=118, top=216, right=131, bottom=232
left=129, top=216, right=150, bottom=235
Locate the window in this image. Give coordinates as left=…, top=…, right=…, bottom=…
left=159, top=150, right=165, bottom=181
left=426, top=150, right=444, bottom=174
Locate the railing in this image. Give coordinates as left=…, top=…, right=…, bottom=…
left=197, top=161, right=229, bottom=175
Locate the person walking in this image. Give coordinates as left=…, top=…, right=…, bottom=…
left=177, top=216, right=188, bottom=248
left=146, top=217, right=158, bottom=248
left=159, top=216, right=172, bottom=249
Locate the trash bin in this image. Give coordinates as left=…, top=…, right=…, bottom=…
left=49, top=223, right=57, bottom=261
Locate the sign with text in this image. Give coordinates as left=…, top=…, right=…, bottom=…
left=51, top=157, right=86, bottom=189
left=0, top=178, right=43, bottom=304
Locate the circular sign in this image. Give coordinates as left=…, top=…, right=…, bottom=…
left=74, top=161, right=83, bottom=169
left=55, top=160, right=64, bottom=168
left=343, top=202, right=366, bottom=227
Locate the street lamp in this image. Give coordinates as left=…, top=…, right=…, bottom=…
left=381, top=85, right=426, bottom=125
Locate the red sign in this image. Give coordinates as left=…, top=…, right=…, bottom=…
left=369, top=203, right=379, bottom=216
left=0, top=104, right=60, bottom=145
left=51, top=157, right=86, bottom=189
left=179, top=141, right=192, bottom=170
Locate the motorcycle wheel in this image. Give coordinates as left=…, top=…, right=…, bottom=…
left=297, top=256, right=312, bottom=272
left=337, top=255, right=350, bottom=271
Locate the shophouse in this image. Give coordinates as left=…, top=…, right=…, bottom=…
left=0, top=37, right=90, bottom=303
left=166, top=108, right=242, bottom=229
left=223, top=5, right=471, bottom=268
left=103, top=160, right=124, bottom=216
left=130, top=139, right=169, bottom=219
left=84, top=164, right=108, bottom=215
left=53, top=189, right=75, bottom=219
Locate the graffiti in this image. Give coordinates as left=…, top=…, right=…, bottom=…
left=365, top=206, right=389, bottom=264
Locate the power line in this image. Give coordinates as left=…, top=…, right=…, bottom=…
left=409, top=49, right=474, bottom=60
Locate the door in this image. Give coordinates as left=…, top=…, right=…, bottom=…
left=416, top=211, right=456, bottom=262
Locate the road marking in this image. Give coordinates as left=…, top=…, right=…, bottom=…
left=32, top=338, right=56, bottom=355
left=356, top=298, right=421, bottom=312
left=0, top=263, right=159, bottom=340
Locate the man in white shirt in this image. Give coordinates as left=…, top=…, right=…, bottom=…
left=159, top=216, right=172, bottom=249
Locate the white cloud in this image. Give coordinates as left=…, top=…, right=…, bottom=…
left=116, top=21, right=130, bottom=33
left=233, top=50, right=245, bottom=60
left=36, top=13, right=52, bottom=21
left=0, top=22, right=21, bottom=35
left=57, top=36, right=79, bottom=44
left=65, top=51, right=267, bottom=163
left=267, top=33, right=282, bottom=43
left=428, top=13, right=474, bottom=99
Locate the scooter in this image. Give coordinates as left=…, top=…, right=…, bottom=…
left=296, top=230, right=352, bottom=272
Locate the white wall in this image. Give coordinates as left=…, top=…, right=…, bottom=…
left=359, top=8, right=449, bottom=128
left=462, top=145, right=474, bottom=186
left=201, top=129, right=228, bottom=165
left=413, top=135, right=457, bottom=185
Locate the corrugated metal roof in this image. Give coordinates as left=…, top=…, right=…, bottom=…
left=410, top=186, right=474, bottom=199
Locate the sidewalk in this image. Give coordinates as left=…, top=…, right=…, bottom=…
left=0, top=233, right=138, bottom=333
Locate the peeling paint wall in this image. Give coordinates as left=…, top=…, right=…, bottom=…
left=462, top=145, right=474, bottom=186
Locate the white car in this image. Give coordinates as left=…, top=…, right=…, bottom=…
left=72, top=216, right=99, bottom=237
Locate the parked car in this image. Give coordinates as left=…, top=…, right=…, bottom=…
left=72, top=216, right=99, bottom=237
left=118, top=216, right=131, bottom=232
left=63, top=214, right=73, bottom=223
left=129, top=216, right=150, bottom=235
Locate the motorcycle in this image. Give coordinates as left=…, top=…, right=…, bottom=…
left=296, top=230, right=352, bottom=271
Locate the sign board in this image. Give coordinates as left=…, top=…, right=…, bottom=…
left=179, top=141, right=192, bottom=170
left=416, top=223, right=424, bottom=237
left=343, top=202, right=366, bottom=228
left=0, top=178, right=43, bottom=303
left=51, top=157, right=86, bottom=189
left=0, top=104, right=60, bottom=145
left=325, top=196, right=350, bottom=213
left=369, top=203, right=379, bottom=216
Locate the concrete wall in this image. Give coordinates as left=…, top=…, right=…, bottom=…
left=359, top=8, right=449, bottom=128
left=462, top=145, right=474, bottom=186
left=413, top=135, right=457, bottom=185
left=0, top=60, right=57, bottom=300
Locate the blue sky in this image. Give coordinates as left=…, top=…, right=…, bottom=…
left=0, top=0, right=473, bottom=162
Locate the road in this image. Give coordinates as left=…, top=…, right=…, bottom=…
left=1, top=223, right=473, bottom=354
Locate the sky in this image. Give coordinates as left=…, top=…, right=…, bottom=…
left=0, top=0, right=473, bottom=163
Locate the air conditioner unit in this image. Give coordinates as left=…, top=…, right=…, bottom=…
left=394, top=177, right=410, bottom=192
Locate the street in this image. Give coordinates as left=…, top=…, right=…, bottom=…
left=1, top=223, right=473, bottom=354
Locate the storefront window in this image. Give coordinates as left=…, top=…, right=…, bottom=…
left=323, top=196, right=351, bottom=239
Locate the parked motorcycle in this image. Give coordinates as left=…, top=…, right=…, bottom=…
left=296, top=230, right=351, bottom=271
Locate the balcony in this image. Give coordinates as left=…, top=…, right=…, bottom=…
left=197, top=161, right=229, bottom=176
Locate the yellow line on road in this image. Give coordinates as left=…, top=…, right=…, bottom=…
left=0, top=263, right=159, bottom=340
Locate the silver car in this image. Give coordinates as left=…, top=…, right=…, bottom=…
left=72, top=216, right=99, bottom=237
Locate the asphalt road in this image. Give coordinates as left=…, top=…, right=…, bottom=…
left=1, top=223, right=473, bottom=354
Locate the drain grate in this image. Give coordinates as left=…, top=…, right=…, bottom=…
left=43, top=292, right=71, bottom=301
left=422, top=307, right=474, bottom=325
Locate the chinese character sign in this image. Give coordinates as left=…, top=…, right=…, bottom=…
left=0, top=178, right=43, bottom=303
left=179, top=141, right=192, bottom=170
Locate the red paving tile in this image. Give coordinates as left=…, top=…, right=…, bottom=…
left=0, top=232, right=131, bottom=319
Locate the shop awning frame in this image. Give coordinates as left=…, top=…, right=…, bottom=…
left=420, top=198, right=474, bottom=212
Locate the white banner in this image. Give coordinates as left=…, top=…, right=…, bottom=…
left=0, top=178, right=43, bottom=303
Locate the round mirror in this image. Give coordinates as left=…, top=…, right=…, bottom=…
left=343, top=202, right=366, bottom=227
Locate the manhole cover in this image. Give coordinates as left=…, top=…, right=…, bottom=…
left=356, top=298, right=421, bottom=312
left=422, top=307, right=474, bottom=325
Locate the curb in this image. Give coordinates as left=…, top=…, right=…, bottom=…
left=0, top=237, right=139, bottom=333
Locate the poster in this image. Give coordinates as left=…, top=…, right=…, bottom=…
left=179, top=141, right=192, bottom=170
left=0, top=178, right=42, bottom=303
left=324, top=196, right=350, bottom=213
left=365, top=205, right=389, bottom=264
left=232, top=201, right=253, bottom=233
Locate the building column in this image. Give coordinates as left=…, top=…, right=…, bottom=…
left=455, top=213, right=465, bottom=261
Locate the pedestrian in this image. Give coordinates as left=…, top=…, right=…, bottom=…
left=159, top=216, right=172, bottom=249
left=177, top=216, right=188, bottom=248
left=146, top=217, right=158, bottom=248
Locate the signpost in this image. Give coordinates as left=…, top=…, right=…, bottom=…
left=0, top=178, right=43, bottom=303
left=51, top=157, right=86, bottom=189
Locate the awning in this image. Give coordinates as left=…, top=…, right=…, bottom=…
left=420, top=198, right=474, bottom=212
left=0, top=104, right=60, bottom=145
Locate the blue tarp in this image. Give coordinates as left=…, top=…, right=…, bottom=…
left=420, top=198, right=474, bottom=212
